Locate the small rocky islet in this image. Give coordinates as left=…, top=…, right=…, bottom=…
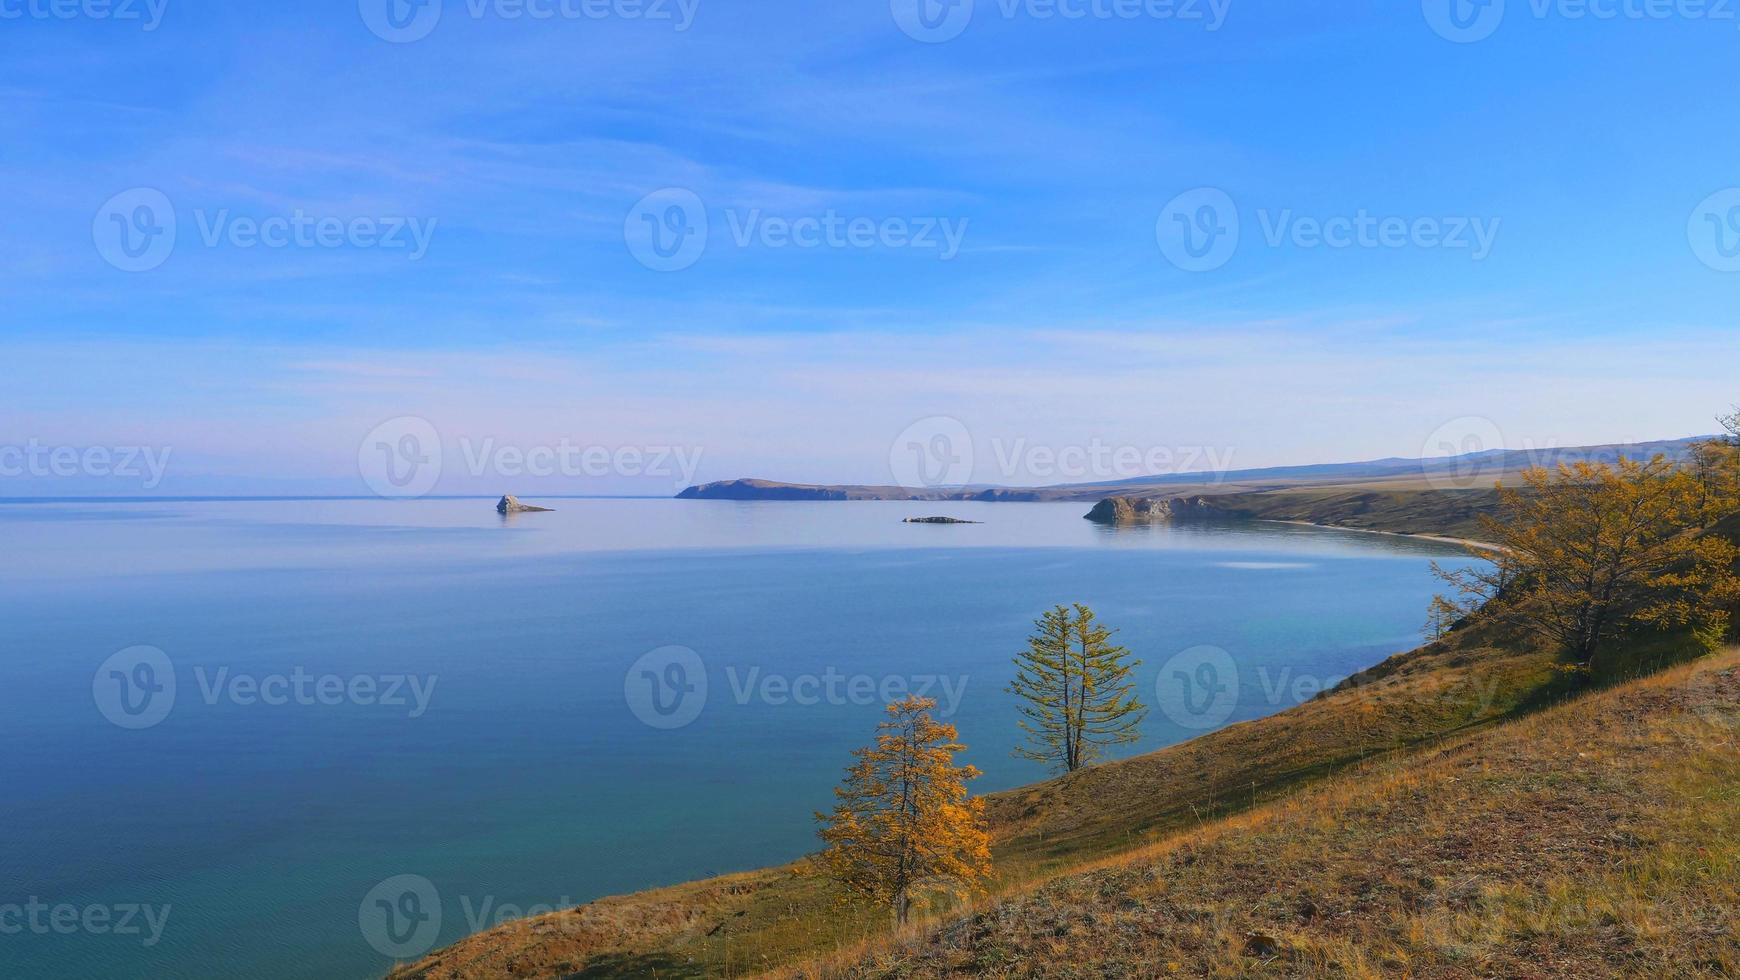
left=496, top=495, right=554, bottom=514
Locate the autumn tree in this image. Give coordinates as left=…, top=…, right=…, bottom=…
left=1429, top=543, right=1520, bottom=641
left=814, top=696, right=991, bottom=926
left=1008, top=603, right=1146, bottom=773
left=1687, top=438, right=1740, bottom=519
left=1424, top=594, right=1462, bottom=642
left=1433, top=455, right=1740, bottom=668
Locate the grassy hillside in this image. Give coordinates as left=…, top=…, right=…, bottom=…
left=393, top=622, right=1729, bottom=979
left=391, top=617, right=1624, bottom=979
left=1204, top=488, right=1502, bottom=544
left=834, top=647, right=1740, bottom=978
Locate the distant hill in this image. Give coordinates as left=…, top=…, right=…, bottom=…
left=674, top=478, right=1035, bottom=502
left=676, top=437, right=1713, bottom=503
left=1085, top=488, right=1506, bottom=544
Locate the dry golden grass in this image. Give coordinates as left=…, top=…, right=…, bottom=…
left=823, top=648, right=1740, bottom=979
left=1211, top=488, right=1504, bottom=543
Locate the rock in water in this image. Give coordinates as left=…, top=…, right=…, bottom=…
left=902, top=516, right=982, bottom=524
left=497, top=495, right=554, bottom=514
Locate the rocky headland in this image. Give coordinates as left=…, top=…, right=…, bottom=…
left=1083, top=495, right=1224, bottom=524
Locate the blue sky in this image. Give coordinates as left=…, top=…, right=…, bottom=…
left=2, top=0, right=1737, bottom=495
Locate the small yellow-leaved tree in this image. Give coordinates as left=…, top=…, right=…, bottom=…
left=1434, top=454, right=1740, bottom=668
left=814, top=696, right=992, bottom=926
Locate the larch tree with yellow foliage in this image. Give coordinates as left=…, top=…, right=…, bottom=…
left=814, top=696, right=992, bottom=927
left=1434, top=454, right=1740, bottom=668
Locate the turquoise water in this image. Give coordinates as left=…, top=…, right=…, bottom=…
left=0, top=499, right=1480, bottom=978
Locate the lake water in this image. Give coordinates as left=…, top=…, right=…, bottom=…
left=0, top=498, right=1480, bottom=978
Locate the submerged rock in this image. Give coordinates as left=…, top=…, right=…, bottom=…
left=497, top=495, right=554, bottom=514
left=902, top=516, right=982, bottom=524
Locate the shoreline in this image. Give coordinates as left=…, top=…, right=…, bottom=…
left=1264, top=519, right=1506, bottom=554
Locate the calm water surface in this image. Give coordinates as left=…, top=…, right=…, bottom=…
left=0, top=498, right=1481, bottom=978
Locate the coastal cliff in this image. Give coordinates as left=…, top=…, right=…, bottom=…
left=1083, top=495, right=1223, bottom=524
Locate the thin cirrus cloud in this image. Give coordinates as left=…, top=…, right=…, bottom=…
left=5, top=325, right=1733, bottom=494
left=3, top=2, right=1737, bottom=495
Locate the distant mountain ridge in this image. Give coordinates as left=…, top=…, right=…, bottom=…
left=676, top=437, right=1713, bottom=502
left=675, top=478, right=1046, bottom=502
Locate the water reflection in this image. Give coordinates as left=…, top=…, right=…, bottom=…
left=0, top=497, right=1480, bottom=584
